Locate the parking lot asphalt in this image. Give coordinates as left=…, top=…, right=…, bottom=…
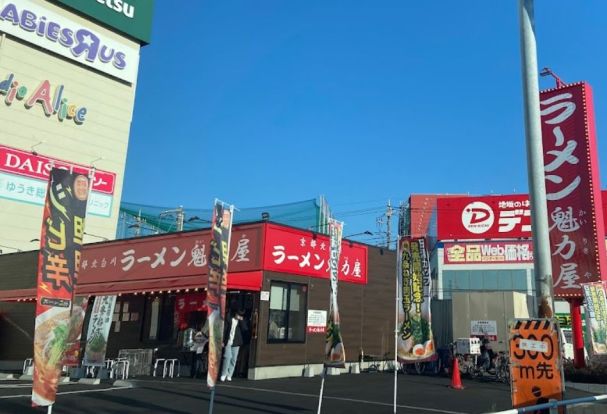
left=0, top=372, right=596, bottom=414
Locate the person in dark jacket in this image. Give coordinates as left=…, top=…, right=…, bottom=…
left=220, top=310, right=245, bottom=382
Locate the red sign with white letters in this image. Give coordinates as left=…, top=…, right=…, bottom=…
left=0, top=145, right=115, bottom=194
left=80, top=225, right=262, bottom=284
left=263, top=224, right=368, bottom=284
left=437, top=194, right=532, bottom=240
left=540, top=82, right=607, bottom=297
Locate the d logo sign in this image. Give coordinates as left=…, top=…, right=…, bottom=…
left=461, top=202, right=494, bottom=234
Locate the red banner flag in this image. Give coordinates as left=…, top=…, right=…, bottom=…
left=32, top=169, right=89, bottom=407
left=206, top=200, right=234, bottom=388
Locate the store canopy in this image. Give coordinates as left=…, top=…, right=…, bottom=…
left=0, top=271, right=263, bottom=302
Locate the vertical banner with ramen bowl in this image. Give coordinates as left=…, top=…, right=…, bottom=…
left=397, top=237, right=436, bottom=362
left=206, top=200, right=234, bottom=388
left=82, top=295, right=117, bottom=366
left=582, top=282, right=607, bottom=355
left=61, top=296, right=89, bottom=366
left=32, top=168, right=89, bottom=407
left=324, top=218, right=346, bottom=368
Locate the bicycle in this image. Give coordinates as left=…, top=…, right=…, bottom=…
left=493, top=351, right=510, bottom=384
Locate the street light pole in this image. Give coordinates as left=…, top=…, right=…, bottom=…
left=519, top=0, right=554, bottom=318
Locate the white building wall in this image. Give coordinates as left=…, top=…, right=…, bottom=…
left=0, top=0, right=140, bottom=252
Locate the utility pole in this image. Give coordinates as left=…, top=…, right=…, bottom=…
left=386, top=200, right=393, bottom=250
left=134, top=210, right=142, bottom=237
left=176, top=206, right=184, bottom=232
left=519, top=0, right=554, bottom=318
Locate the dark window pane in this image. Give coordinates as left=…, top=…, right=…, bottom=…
left=267, top=282, right=307, bottom=343
left=268, top=309, right=287, bottom=340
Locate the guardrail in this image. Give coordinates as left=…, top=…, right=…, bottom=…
left=488, top=394, right=607, bottom=413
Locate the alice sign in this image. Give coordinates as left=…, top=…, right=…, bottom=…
left=0, top=74, right=87, bottom=124
left=0, top=0, right=139, bottom=83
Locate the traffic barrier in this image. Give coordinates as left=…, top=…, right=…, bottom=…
left=487, top=394, right=607, bottom=413
left=449, top=358, right=464, bottom=390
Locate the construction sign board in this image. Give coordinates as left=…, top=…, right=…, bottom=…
left=509, top=319, right=563, bottom=409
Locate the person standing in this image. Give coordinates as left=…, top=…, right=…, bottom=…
left=189, top=322, right=209, bottom=378
left=220, top=310, right=244, bottom=382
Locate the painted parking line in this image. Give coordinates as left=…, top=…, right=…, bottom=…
left=0, top=384, right=32, bottom=389
left=130, top=379, right=470, bottom=414
left=221, top=384, right=470, bottom=414
left=0, top=386, right=130, bottom=399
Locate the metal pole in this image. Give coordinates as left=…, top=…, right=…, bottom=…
left=519, top=0, right=554, bottom=318
left=317, top=367, right=326, bottom=414
left=393, top=239, right=400, bottom=414
left=209, top=386, right=215, bottom=414
left=393, top=299, right=399, bottom=413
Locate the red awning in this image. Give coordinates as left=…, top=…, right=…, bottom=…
left=0, top=271, right=263, bottom=302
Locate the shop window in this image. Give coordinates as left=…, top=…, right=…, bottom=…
left=268, top=282, right=307, bottom=343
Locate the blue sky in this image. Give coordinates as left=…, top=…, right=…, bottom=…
left=123, top=1, right=607, bottom=242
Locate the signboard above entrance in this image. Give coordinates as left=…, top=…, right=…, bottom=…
left=263, top=224, right=368, bottom=284
left=53, top=0, right=154, bottom=44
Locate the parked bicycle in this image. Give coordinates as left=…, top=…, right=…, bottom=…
left=447, top=339, right=511, bottom=383
left=493, top=351, right=510, bottom=384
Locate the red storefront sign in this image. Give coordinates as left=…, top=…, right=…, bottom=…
left=437, top=194, right=531, bottom=240
left=0, top=145, right=115, bottom=194
left=540, top=82, right=607, bottom=297
left=80, top=225, right=263, bottom=284
left=262, top=224, right=368, bottom=284
left=443, top=241, right=534, bottom=265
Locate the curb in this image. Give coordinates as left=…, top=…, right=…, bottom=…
left=78, top=378, right=101, bottom=385
left=566, top=382, right=607, bottom=394
left=113, top=380, right=134, bottom=388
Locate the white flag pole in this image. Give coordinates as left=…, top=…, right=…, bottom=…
left=317, top=367, right=326, bottom=414
left=393, top=237, right=401, bottom=414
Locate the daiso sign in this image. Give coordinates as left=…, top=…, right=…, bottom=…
left=437, top=194, right=532, bottom=240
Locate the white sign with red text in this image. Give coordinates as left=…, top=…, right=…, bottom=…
left=307, top=310, right=327, bottom=334
left=471, top=320, right=498, bottom=341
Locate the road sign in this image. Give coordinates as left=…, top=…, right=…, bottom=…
left=509, top=319, right=563, bottom=409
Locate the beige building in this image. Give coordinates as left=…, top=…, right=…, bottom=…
left=0, top=0, right=151, bottom=252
